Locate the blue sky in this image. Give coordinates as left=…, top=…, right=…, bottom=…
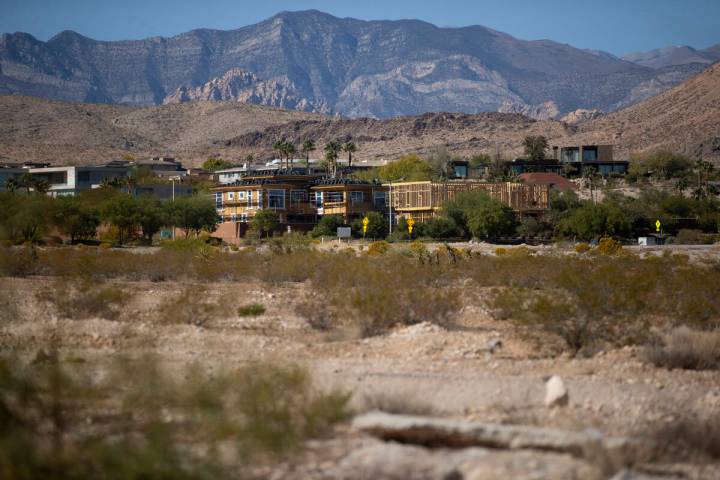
left=1, top=0, right=719, bottom=56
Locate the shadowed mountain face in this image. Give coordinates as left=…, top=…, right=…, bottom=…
left=623, top=45, right=720, bottom=69
left=0, top=10, right=715, bottom=118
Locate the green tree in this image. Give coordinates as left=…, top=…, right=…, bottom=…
left=202, top=157, right=234, bottom=172
left=0, top=193, right=53, bottom=244
left=466, top=198, right=518, bottom=240
left=102, top=194, right=141, bottom=244
left=351, top=211, right=387, bottom=239
left=558, top=202, right=632, bottom=241
left=53, top=197, right=100, bottom=244
left=376, top=154, right=434, bottom=182
left=628, top=151, right=693, bottom=181
left=251, top=209, right=280, bottom=238
left=166, top=196, right=218, bottom=238
left=443, top=190, right=517, bottom=240
left=310, top=215, right=345, bottom=238
left=136, top=197, right=167, bottom=242
left=522, top=136, right=548, bottom=161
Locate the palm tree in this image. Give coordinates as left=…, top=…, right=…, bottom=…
left=284, top=141, right=297, bottom=170
left=324, top=140, right=341, bottom=178
left=301, top=139, right=316, bottom=173
left=33, top=179, right=50, bottom=194
left=342, top=141, right=357, bottom=169
left=273, top=140, right=288, bottom=168
left=19, top=172, right=34, bottom=193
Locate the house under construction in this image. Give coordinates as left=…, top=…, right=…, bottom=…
left=388, top=181, right=549, bottom=223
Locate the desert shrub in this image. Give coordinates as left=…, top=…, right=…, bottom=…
left=37, top=280, right=130, bottom=320
left=0, top=356, right=350, bottom=479
left=645, top=327, right=720, bottom=371
left=596, top=236, right=623, bottom=255
left=296, top=295, right=334, bottom=331
left=366, top=240, right=390, bottom=255
left=574, top=242, right=591, bottom=254
left=642, top=413, right=720, bottom=462
left=161, top=236, right=214, bottom=252
left=408, top=240, right=428, bottom=259
left=238, top=303, right=266, bottom=317
left=0, top=245, right=38, bottom=277
left=310, top=215, right=345, bottom=238
left=416, top=217, right=459, bottom=239
left=156, top=288, right=229, bottom=327
left=669, top=229, right=714, bottom=245
left=494, top=247, right=508, bottom=255
left=490, top=258, right=658, bottom=354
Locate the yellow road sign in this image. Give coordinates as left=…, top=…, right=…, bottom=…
left=407, top=217, right=414, bottom=234
left=655, top=219, right=661, bottom=232
left=362, top=216, right=369, bottom=226
left=362, top=225, right=367, bottom=233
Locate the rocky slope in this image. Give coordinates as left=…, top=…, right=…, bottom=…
left=0, top=10, right=712, bottom=118
left=578, top=62, right=720, bottom=160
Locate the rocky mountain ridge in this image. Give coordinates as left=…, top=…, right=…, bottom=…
left=0, top=10, right=715, bottom=118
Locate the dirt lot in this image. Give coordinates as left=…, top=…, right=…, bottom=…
left=1, top=244, right=720, bottom=479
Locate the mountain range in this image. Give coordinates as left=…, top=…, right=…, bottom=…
left=1, top=10, right=717, bottom=119
left=1, top=60, right=718, bottom=166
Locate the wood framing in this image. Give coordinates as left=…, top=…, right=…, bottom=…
left=388, top=180, right=549, bottom=222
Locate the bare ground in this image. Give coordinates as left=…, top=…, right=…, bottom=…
left=2, top=255, right=720, bottom=479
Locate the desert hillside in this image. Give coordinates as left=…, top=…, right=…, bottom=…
left=1, top=62, right=719, bottom=166
left=578, top=62, right=720, bottom=160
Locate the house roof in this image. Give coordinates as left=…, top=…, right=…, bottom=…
left=518, top=173, right=576, bottom=190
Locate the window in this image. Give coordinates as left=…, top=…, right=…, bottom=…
left=373, top=191, right=387, bottom=208
left=268, top=189, right=285, bottom=209
left=291, top=190, right=307, bottom=204
left=310, top=191, right=323, bottom=207
left=237, top=191, right=246, bottom=200
left=560, top=148, right=580, bottom=163
left=325, top=191, right=343, bottom=203
left=228, top=191, right=234, bottom=200
left=247, top=191, right=253, bottom=208
left=582, top=147, right=598, bottom=162
left=240, top=213, right=248, bottom=222
left=214, top=192, right=223, bottom=209
left=453, top=164, right=468, bottom=179
left=349, top=191, right=364, bottom=204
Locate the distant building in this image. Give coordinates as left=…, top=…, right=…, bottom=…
left=387, top=180, right=549, bottom=223
left=493, top=144, right=628, bottom=177
left=28, top=165, right=131, bottom=196
left=0, top=164, right=26, bottom=192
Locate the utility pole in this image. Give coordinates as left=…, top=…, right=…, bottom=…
left=388, top=182, right=393, bottom=235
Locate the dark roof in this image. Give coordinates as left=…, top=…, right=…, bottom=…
left=518, top=173, right=576, bottom=190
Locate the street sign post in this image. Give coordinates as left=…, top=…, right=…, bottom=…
left=655, top=219, right=661, bottom=233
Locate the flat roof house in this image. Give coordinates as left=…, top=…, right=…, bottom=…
left=28, top=165, right=131, bottom=196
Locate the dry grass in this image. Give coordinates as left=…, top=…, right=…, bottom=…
left=645, top=327, right=720, bottom=371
